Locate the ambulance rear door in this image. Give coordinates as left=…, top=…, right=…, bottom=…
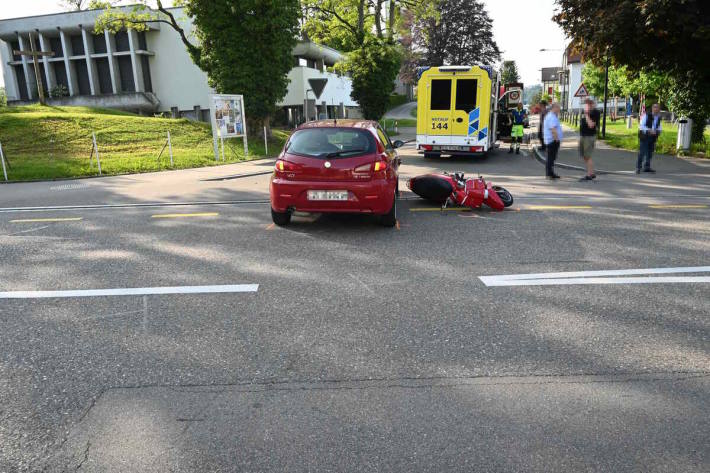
left=425, top=75, right=454, bottom=145
left=450, top=76, right=480, bottom=146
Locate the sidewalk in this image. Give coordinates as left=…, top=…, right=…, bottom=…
left=534, top=125, right=710, bottom=175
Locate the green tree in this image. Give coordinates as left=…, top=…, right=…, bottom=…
left=96, top=0, right=300, bottom=137
left=302, top=0, right=431, bottom=119
left=413, top=0, right=500, bottom=67
left=0, top=87, right=7, bottom=107
left=338, top=37, right=401, bottom=119
left=500, top=60, right=520, bottom=84
left=554, top=0, right=710, bottom=142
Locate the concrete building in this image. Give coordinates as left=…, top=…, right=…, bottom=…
left=0, top=6, right=358, bottom=124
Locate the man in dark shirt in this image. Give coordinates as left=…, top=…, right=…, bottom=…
left=578, top=98, right=599, bottom=181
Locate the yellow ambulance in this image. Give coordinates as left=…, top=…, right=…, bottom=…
left=416, top=65, right=500, bottom=158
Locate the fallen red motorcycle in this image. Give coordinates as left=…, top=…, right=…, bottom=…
left=407, top=172, right=513, bottom=211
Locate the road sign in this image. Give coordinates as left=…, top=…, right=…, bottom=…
left=574, top=83, right=589, bottom=98
left=308, top=78, right=328, bottom=99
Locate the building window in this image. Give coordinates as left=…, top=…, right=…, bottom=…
left=114, top=31, right=130, bottom=52
left=141, top=55, right=152, bottom=93
left=11, top=41, right=21, bottom=61
left=95, top=58, right=113, bottom=94
left=137, top=31, right=147, bottom=50
left=49, top=37, right=63, bottom=57
left=70, top=34, right=84, bottom=55
left=53, top=62, right=69, bottom=90
left=39, top=64, right=48, bottom=96
left=73, top=60, right=91, bottom=95
left=117, top=56, right=135, bottom=92
left=93, top=34, right=107, bottom=54
left=14, top=65, right=28, bottom=100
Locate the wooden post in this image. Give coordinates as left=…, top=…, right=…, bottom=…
left=0, top=142, right=8, bottom=181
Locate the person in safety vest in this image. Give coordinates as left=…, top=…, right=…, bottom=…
left=509, top=103, right=526, bottom=154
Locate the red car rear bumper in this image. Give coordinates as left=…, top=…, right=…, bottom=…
left=270, top=177, right=395, bottom=215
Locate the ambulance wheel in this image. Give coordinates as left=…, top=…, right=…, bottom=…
left=493, top=186, right=514, bottom=207
left=424, top=152, right=440, bottom=159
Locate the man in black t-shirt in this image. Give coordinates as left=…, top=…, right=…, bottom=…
left=578, top=98, right=600, bottom=181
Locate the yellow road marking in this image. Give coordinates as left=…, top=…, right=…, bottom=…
left=395, top=220, right=400, bottom=230
left=151, top=212, right=219, bottom=219
left=10, top=217, right=83, bottom=223
left=527, top=205, right=592, bottom=210
left=649, top=204, right=707, bottom=209
left=410, top=207, right=471, bottom=212
left=265, top=223, right=276, bottom=230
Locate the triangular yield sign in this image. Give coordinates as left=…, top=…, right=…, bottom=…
left=574, top=83, right=589, bottom=97
left=308, top=78, right=328, bottom=99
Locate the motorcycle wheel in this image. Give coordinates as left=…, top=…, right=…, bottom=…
left=493, top=186, right=514, bottom=207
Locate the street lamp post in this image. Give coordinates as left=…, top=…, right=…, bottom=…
left=602, top=55, right=610, bottom=138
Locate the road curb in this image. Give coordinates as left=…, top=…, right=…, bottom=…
left=531, top=146, right=632, bottom=176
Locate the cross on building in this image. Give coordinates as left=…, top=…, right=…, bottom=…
left=13, top=32, right=54, bottom=105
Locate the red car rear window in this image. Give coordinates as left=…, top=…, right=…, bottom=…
left=286, top=128, right=376, bottom=159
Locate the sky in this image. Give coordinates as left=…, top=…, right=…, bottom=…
left=1, top=0, right=567, bottom=88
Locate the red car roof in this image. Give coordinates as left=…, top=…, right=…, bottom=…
left=296, top=119, right=378, bottom=130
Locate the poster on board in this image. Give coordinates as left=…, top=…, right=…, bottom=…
left=210, top=94, right=248, bottom=160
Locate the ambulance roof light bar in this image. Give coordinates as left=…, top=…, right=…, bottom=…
left=438, top=66, right=472, bottom=72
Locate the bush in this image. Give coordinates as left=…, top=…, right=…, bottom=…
left=0, top=87, right=6, bottom=107
left=49, top=85, right=69, bottom=99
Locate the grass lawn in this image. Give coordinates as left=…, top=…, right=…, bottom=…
left=564, top=117, right=709, bottom=158
left=0, top=105, right=289, bottom=182
left=379, top=117, right=416, bottom=136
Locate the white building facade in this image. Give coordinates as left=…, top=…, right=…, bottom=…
left=561, top=44, right=585, bottom=112
left=0, top=7, right=358, bottom=124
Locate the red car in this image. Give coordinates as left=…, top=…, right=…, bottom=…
left=270, top=120, right=403, bottom=227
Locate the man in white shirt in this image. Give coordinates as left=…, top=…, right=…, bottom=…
left=637, top=103, right=661, bottom=173
left=543, top=103, right=563, bottom=179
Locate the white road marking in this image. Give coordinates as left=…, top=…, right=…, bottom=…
left=481, top=276, right=710, bottom=286
left=0, top=284, right=259, bottom=299
left=348, top=273, right=376, bottom=295
left=480, top=266, right=710, bottom=287
left=5, top=225, right=51, bottom=236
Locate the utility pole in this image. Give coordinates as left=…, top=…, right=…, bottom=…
left=13, top=33, right=54, bottom=105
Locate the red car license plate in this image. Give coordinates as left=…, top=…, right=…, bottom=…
left=307, top=190, right=348, bottom=201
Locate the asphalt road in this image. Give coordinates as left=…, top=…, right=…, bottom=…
left=0, top=138, right=708, bottom=472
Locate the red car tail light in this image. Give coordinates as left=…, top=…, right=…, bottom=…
left=469, top=146, right=483, bottom=152
left=354, top=161, right=387, bottom=174
left=274, top=159, right=299, bottom=178
left=275, top=159, right=297, bottom=172
left=421, top=144, right=433, bottom=151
